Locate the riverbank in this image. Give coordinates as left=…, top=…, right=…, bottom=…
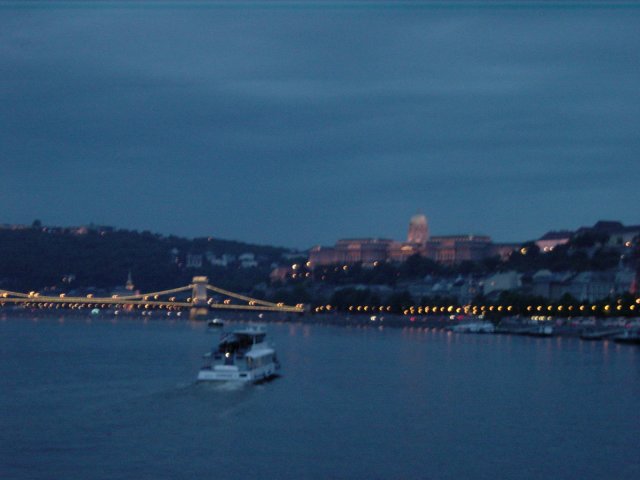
left=4, top=307, right=639, bottom=342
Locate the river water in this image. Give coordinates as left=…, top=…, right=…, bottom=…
left=1, top=314, right=639, bottom=479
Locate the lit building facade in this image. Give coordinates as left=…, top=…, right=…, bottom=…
left=407, top=214, right=429, bottom=244
left=308, top=238, right=394, bottom=266
left=308, top=215, right=503, bottom=267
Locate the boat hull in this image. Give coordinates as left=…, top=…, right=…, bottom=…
left=197, top=363, right=280, bottom=383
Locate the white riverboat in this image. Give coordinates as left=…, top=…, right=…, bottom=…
left=197, top=325, right=280, bottom=383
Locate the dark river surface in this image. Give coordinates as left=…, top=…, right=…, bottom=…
left=1, top=314, right=639, bottom=479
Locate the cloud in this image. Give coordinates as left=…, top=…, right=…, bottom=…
left=1, top=5, right=639, bottom=247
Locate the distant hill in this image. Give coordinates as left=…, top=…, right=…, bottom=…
left=0, top=225, right=292, bottom=293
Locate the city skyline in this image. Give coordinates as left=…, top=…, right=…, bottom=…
left=2, top=2, right=639, bottom=248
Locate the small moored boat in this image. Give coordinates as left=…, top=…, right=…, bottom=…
left=207, top=318, right=224, bottom=328
left=613, top=330, right=640, bottom=345
left=449, top=322, right=495, bottom=334
left=525, top=325, right=554, bottom=337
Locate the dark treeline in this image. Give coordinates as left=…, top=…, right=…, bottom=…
left=1, top=225, right=638, bottom=309
left=0, top=226, right=287, bottom=293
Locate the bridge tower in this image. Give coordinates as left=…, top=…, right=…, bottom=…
left=190, top=276, right=209, bottom=319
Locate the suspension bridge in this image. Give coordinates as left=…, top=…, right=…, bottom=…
left=0, top=276, right=304, bottom=316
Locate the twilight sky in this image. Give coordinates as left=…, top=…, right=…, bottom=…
left=1, top=2, right=639, bottom=249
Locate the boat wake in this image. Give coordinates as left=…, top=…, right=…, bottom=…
left=196, top=380, right=248, bottom=392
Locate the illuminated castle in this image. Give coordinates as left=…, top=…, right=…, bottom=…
left=308, top=214, right=516, bottom=267
left=407, top=214, right=429, bottom=244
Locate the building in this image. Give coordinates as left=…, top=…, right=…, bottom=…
left=186, top=253, right=203, bottom=269
left=483, top=271, right=522, bottom=297
left=536, top=231, right=572, bottom=252
left=308, top=238, right=394, bottom=266
left=239, top=252, right=258, bottom=268
left=308, top=215, right=500, bottom=267
left=424, top=235, right=493, bottom=265
left=407, top=214, right=429, bottom=244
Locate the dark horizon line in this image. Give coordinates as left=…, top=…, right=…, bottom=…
left=5, top=217, right=635, bottom=252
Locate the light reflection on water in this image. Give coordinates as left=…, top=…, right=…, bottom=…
left=0, top=314, right=639, bottom=480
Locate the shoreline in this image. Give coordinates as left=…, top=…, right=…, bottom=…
left=4, top=308, right=639, bottom=342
